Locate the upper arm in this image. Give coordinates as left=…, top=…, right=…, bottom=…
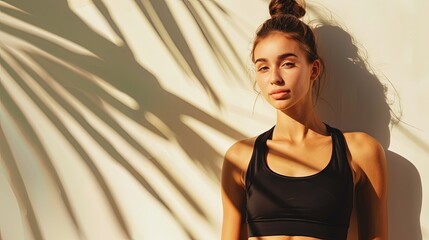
left=221, top=140, right=253, bottom=240
left=346, top=133, right=388, bottom=240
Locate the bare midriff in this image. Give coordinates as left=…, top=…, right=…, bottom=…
left=249, top=236, right=321, bottom=240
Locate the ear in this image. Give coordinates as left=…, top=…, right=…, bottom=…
left=310, top=59, right=321, bottom=81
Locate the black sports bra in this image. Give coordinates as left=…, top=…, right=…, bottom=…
left=245, top=124, right=354, bottom=239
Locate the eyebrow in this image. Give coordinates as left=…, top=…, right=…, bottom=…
left=254, top=53, right=298, bottom=64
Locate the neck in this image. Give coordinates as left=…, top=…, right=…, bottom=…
left=274, top=107, right=327, bottom=142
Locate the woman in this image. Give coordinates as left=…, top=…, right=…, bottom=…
left=220, top=0, right=388, bottom=239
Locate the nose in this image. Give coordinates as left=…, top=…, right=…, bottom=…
left=270, top=68, right=284, bottom=85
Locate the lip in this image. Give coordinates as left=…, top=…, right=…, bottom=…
left=269, top=89, right=290, bottom=100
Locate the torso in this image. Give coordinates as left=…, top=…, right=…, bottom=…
left=236, top=125, right=359, bottom=239
left=225, top=124, right=383, bottom=240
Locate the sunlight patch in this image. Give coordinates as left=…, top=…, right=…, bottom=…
left=0, top=2, right=29, bottom=14
left=92, top=75, right=139, bottom=110
left=144, top=112, right=175, bottom=140
left=68, top=0, right=124, bottom=47
left=180, top=115, right=235, bottom=157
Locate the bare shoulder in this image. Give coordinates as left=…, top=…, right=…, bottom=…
left=221, top=136, right=257, bottom=190
left=343, top=132, right=387, bottom=182
left=224, top=136, right=257, bottom=171
left=343, top=132, right=384, bottom=159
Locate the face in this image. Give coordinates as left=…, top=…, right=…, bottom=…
left=253, top=32, right=319, bottom=111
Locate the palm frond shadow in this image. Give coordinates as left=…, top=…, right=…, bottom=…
left=182, top=0, right=249, bottom=85
left=1, top=50, right=132, bottom=239
left=1, top=0, right=247, bottom=239
left=134, top=0, right=229, bottom=105
left=0, top=95, right=44, bottom=240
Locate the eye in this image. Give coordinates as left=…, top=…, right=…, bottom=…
left=257, top=66, right=269, bottom=72
left=281, top=62, right=296, bottom=68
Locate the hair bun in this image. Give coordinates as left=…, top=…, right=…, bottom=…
left=269, top=0, right=306, bottom=19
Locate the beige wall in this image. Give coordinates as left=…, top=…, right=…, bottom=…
left=0, top=0, right=427, bottom=239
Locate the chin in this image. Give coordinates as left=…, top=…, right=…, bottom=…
left=272, top=103, right=292, bottom=111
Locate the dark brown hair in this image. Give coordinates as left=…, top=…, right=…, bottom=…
left=252, top=0, right=324, bottom=102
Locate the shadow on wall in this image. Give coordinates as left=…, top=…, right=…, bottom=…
left=0, top=0, right=246, bottom=239
left=314, top=24, right=422, bottom=240
left=0, top=0, right=424, bottom=239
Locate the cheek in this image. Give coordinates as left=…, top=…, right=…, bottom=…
left=287, top=71, right=312, bottom=94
